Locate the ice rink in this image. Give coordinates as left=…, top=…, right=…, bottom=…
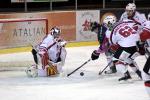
left=0, top=46, right=149, bottom=100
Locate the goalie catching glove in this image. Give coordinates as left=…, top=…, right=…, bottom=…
left=91, top=50, right=100, bottom=60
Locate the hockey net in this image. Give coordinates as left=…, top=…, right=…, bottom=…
left=0, top=18, right=48, bottom=71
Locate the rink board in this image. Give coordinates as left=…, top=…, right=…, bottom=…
left=0, top=41, right=99, bottom=54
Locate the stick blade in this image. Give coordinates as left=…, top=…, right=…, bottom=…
left=98, top=71, right=102, bottom=75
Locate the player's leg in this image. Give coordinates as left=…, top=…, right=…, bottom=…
left=142, top=56, right=150, bottom=97
left=104, top=51, right=116, bottom=74
left=113, top=47, right=132, bottom=81
left=115, top=61, right=131, bottom=81
left=129, top=60, right=142, bottom=79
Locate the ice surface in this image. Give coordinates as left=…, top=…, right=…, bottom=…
left=0, top=46, right=149, bottom=100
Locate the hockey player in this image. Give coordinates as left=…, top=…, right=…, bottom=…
left=26, top=26, right=67, bottom=77
left=139, top=21, right=150, bottom=97
left=91, top=15, right=142, bottom=80
left=90, top=15, right=117, bottom=74
left=118, top=3, right=147, bottom=80
left=110, top=19, right=142, bottom=82
left=120, top=3, right=147, bottom=26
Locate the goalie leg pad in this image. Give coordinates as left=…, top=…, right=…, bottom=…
left=60, top=47, right=67, bottom=66
left=38, top=48, right=49, bottom=69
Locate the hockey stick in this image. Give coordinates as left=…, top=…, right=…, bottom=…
left=98, top=61, right=113, bottom=75
left=67, top=58, right=91, bottom=77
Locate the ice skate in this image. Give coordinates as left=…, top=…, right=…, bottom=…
left=118, top=71, right=132, bottom=83
left=104, top=65, right=117, bottom=74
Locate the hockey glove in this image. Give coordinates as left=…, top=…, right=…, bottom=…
left=91, top=50, right=100, bottom=60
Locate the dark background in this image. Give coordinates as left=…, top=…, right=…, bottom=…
left=0, top=0, right=149, bottom=12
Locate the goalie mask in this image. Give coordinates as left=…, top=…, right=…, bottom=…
left=25, top=64, right=38, bottom=77
left=50, top=26, right=61, bottom=38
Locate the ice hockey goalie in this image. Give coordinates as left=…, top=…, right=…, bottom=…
left=25, top=26, right=67, bottom=77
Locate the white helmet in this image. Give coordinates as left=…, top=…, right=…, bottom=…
left=103, top=15, right=116, bottom=26
left=25, top=64, right=38, bottom=77
left=50, top=26, right=61, bottom=38
left=126, top=3, right=136, bottom=11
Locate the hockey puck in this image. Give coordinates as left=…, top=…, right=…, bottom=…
left=80, top=72, right=84, bottom=76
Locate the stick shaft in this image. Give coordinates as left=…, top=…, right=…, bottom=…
left=67, top=59, right=91, bottom=77
left=99, top=61, right=112, bottom=75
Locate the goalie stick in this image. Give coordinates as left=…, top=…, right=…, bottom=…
left=67, top=58, right=91, bottom=77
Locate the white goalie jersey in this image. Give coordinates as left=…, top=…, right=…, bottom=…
left=26, top=27, right=67, bottom=77
left=37, top=33, right=67, bottom=76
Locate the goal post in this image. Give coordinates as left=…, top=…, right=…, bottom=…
left=0, top=18, right=48, bottom=70
left=0, top=18, right=48, bottom=49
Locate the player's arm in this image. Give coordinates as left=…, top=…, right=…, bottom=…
left=91, top=38, right=109, bottom=60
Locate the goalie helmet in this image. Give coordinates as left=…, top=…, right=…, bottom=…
left=103, top=15, right=116, bottom=28
left=25, top=64, right=38, bottom=77
left=50, top=26, right=61, bottom=38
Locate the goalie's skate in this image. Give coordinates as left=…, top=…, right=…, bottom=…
left=25, top=64, right=38, bottom=78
